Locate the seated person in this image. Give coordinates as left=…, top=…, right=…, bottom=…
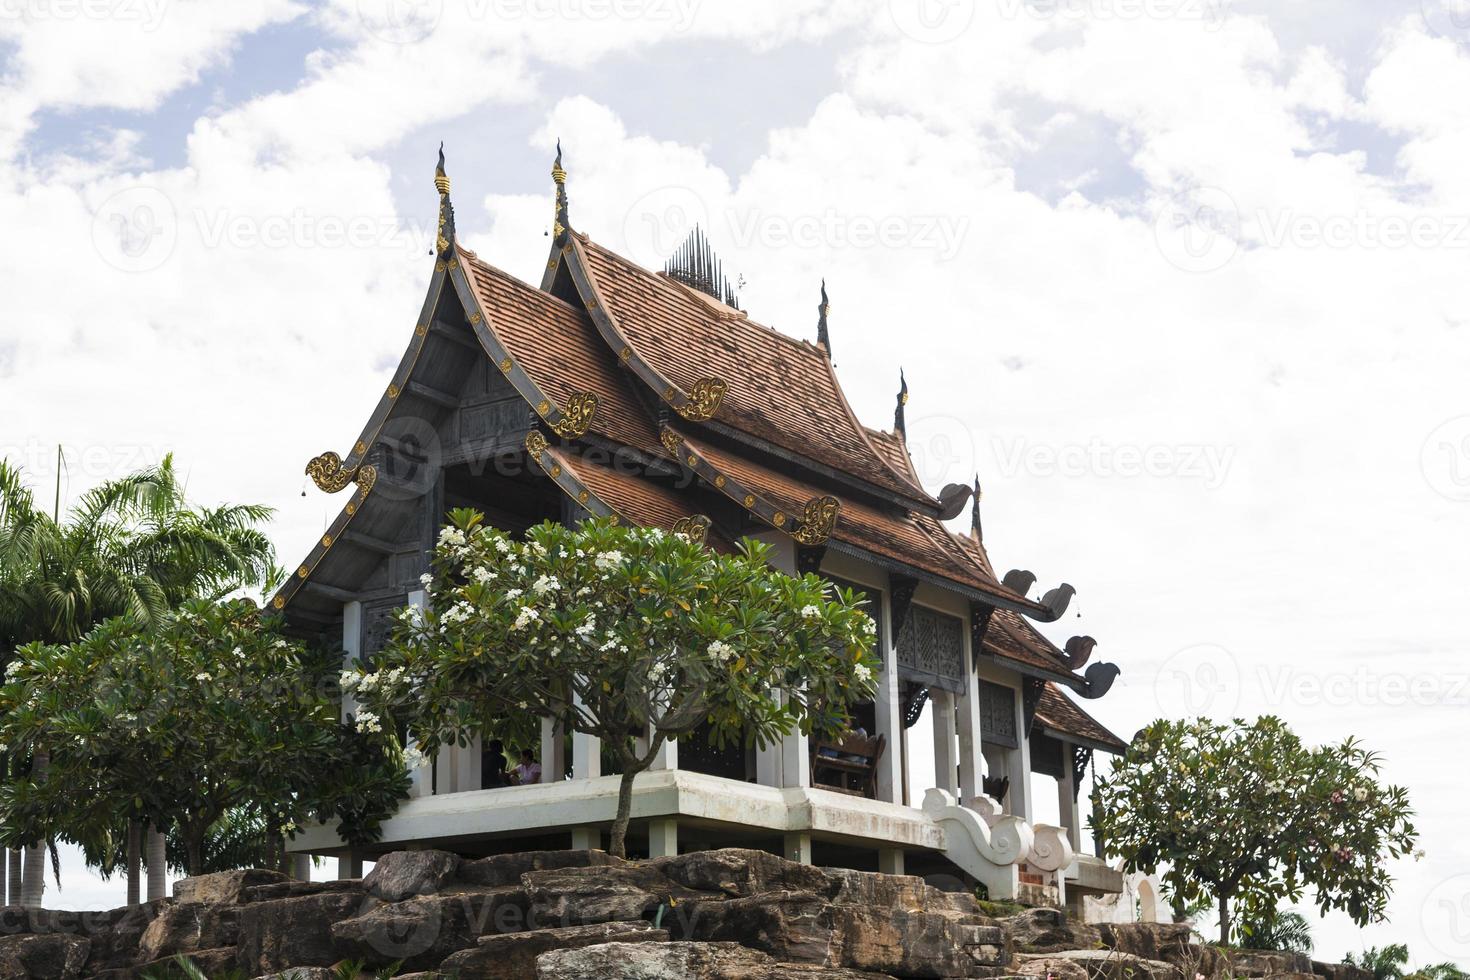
left=481, top=739, right=512, bottom=788
left=513, top=748, right=542, bottom=785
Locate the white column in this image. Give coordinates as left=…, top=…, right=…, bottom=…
left=571, top=690, right=600, bottom=780
left=873, top=582, right=903, bottom=804
left=930, top=689, right=958, bottom=795
left=145, top=826, right=167, bottom=902
left=1006, top=686, right=1033, bottom=821
left=337, top=854, right=363, bottom=879
left=648, top=819, right=678, bottom=858
left=571, top=827, right=602, bottom=850
left=756, top=729, right=783, bottom=787
left=1057, top=748, right=1081, bottom=851
left=341, top=600, right=363, bottom=721
left=878, top=848, right=905, bottom=876
left=781, top=690, right=809, bottom=789
left=406, top=590, right=432, bottom=799
left=647, top=725, right=678, bottom=771
left=540, top=716, right=565, bottom=783
left=957, top=670, right=985, bottom=808
left=783, top=831, right=812, bottom=864
left=291, top=853, right=311, bottom=881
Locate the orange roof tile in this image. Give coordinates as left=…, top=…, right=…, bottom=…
left=1035, top=682, right=1128, bottom=753
left=576, top=240, right=934, bottom=504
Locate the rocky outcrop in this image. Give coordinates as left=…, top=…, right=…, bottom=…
left=0, top=849, right=1341, bottom=979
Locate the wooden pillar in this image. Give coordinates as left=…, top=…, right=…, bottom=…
left=931, top=688, right=958, bottom=795
left=873, top=580, right=903, bottom=804
left=540, top=716, right=566, bottom=783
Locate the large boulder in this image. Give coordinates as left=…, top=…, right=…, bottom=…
left=1096, top=922, right=1228, bottom=978
left=362, top=849, right=462, bottom=901
left=1229, top=949, right=1314, bottom=978
left=235, top=890, right=366, bottom=975
left=439, top=920, right=668, bottom=979
left=1019, top=949, right=1177, bottom=980
left=1009, top=955, right=1092, bottom=980
left=137, top=902, right=239, bottom=962
left=173, top=868, right=289, bottom=905
left=456, top=850, right=623, bottom=888
left=330, top=887, right=529, bottom=970
left=0, top=934, right=91, bottom=980
left=1000, top=906, right=1101, bottom=952
left=1315, top=963, right=1375, bottom=980
left=522, top=864, right=703, bottom=927
left=535, top=940, right=895, bottom=979
left=652, top=849, right=834, bottom=899
left=133, top=946, right=238, bottom=978
left=242, top=878, right=364, bottom=903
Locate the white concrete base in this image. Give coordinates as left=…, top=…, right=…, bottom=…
left=648, top=818, right=678, bottom=858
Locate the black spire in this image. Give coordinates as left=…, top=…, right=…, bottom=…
left=434, top=142, right=455, bottom=256
left=894, top=369, right=909, bottom=438
left=970, top=474, right=983, bottom=541
left=551, top=139, right=569, bottom=243
left=663, top=226, right=741, bottom=310
left=816, top=279, right=831, bottom=355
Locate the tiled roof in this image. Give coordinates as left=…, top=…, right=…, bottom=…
left=577, top=240, right=934, bottom=504
left=460, top=250, right=666, bottom=458
left=865, top=427, right=923, bottom=488
left=565, top=451, right=735, bottom=553
left=675, top=431, right=1046, bottom=615
left=1035, top=682, right=1128, bottom=753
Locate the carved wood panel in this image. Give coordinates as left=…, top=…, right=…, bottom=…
left=980, top=680, right=1019, bottom=749
left=896, top=605, right=965, bottom=695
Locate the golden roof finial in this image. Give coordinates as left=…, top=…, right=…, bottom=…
left=551, top=139, right=567, bottom=185
left=435, top=142, right=450, bottom=196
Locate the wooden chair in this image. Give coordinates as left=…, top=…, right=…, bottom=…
left=810, top=732, right=887, bottom=799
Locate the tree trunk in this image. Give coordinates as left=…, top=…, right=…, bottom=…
left=145, top=825, right=167, bottom=902
left=186, top=835, right=204, bottom=879
left=126, top=822, right=141, bottom=906
left=608, top=736, right=664, bottom=859
left=1218, top=893, right=1230, bottom=945
left=20, top=752, right=49, bottom=908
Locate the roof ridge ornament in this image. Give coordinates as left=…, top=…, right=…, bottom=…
left=971, top=474, right=983, bottom=541
left=663, top=226, right=741, bottom=310
left=435, top=143, right=455, bottom=256
left=816, top=279, right=831, bottom=355
left=894, top=369, right=909, bottom=439
left=551, top=139, right=569, bottom=243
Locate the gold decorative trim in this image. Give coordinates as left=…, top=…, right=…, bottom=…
left=321, top=534, right=333, bottom=548
left=499, top=357, right=512, bottom=372
left=525, top=430, right=549, bottom=462
left=306, top=452, right=356, bottom=494
left=791, top=495, right=841, bottom=546
left=660, top=430, right=682, bottom=456
left=550, top=390, right=598, bottom=439
left=676, top=377, right=728, bottom=422
left=387, top=384, right=399, bottom=399
left=672, top=515, right=711, bottom=545
left=537, top=399, right=550, bottom=415
left=468, top=311, right=482, bottom=324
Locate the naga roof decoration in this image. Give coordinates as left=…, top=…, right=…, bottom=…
left=274, top=146, right=1117, bottom=697
left=816, top=279, right=831, bottom=355
left=1034, top=682, right=1127, bottom=754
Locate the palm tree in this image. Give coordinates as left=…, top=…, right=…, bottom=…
left=0, top=454, right=273, bottom=907
left=1410, top=965, right=1470, bottom=980
left=1347, top=945, right=1411, bottom=980
left=1240, top=909, right=1313, bottom=953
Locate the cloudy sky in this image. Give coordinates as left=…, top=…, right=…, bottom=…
left=4, top=0, right=1470, bottom=960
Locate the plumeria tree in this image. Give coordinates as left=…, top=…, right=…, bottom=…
left=0, top=600, right=408, bottom=876
left=1093, top=716, right=1418, bottom=945
left=351, top=511, right=879, bottom=858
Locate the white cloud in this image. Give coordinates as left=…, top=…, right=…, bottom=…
left=5, top=0, right=1470, bottom=961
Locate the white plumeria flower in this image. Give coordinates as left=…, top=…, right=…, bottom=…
left=594, top=550, right=623, bottom=571
left=800, top=605, right=820, bottom=620
left=512, top=606, right=540, bottom=631
left=853, top=663, right=873, bottom=684
left=707, top=640, right=735, bottom=662
left=531, top=574, right=560, bottom=596
left=195, top=672, right=213, bottom=682
left=355, top=711, right=382, bottom=734
left=420, top=573, right=434, bottom=588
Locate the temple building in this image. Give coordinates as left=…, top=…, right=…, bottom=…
left=281, top=147, right=1132, bottom=910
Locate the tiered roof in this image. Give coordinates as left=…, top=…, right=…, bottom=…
left=274, top=149, right=1124, bottom=748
